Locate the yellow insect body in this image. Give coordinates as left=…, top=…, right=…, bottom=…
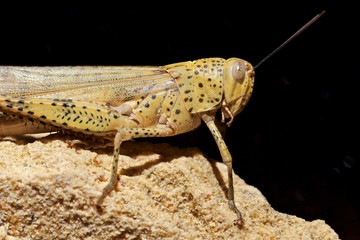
left=0, top=57, right=255, bottom=226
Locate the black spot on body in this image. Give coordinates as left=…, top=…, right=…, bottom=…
left=144, top=103, right=150, bottom=108
left=40, top=115, right=46, bottom=119
left=27, top=111, right=34, bottom=115
left=175, top=109, right=181, bottom=114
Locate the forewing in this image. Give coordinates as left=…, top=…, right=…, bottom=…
left=0, top=65, right=178, bottom=104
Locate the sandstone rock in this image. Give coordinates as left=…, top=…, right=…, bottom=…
left=0, top=136, right=339, bottom=239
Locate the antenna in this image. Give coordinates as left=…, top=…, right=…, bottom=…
left=254, top=10, right=326, bottom=69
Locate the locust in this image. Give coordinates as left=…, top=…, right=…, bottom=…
left=0, top=11, right=324, bottom=227
left=0, top=58, right=253, bottom=226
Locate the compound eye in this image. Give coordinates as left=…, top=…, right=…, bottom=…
left=232, top=60, right=246, bottom=82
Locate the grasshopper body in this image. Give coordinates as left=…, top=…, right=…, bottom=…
left=0, top=57, right=255, bottom=226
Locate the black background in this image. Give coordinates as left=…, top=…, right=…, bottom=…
left=1, top=1, right=358, bottom=239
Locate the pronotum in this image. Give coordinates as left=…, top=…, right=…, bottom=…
left=0, top=11, right=324, bottom=227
